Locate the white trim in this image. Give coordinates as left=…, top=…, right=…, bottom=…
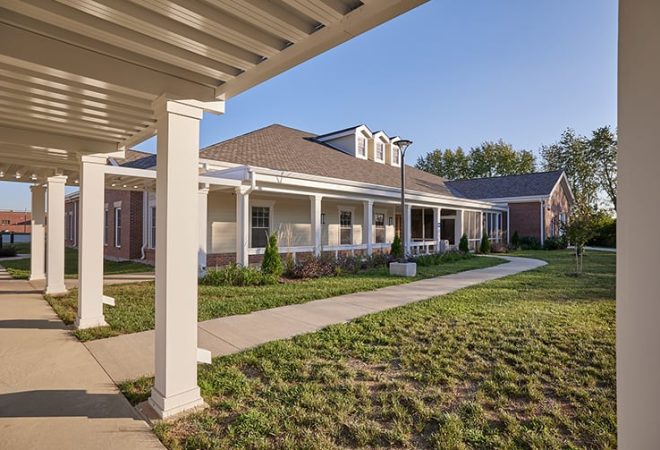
left=249, top=200, right=275, bottom=249
left=113, top=205, right=122, bottom=248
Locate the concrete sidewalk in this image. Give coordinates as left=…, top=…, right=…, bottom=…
left=86, top=256, right=546, bottom=383
left=0, top=267, right=163, bottom=450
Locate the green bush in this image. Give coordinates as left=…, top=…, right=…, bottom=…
left=459, top=234, right=469, bottom=253
left=201, top=263, right=276, bottom=287
left=415, top=251, right=473, bottom=267
left=511, top=231, right=520, bottom=249
left=0, top=246, right=18, bottom=257
left=479, top=233, right=491, bottom=254
left=261, top=233, right=283, bottom=277
left=390, top=234, right=404, bottom=260
left=587, top=215, right=616, bottom=248
left=286, top=254, right=336, bottom=279
left=543, top=236, right=568, bottom=250
left=519, top=236, right=541, bottom=250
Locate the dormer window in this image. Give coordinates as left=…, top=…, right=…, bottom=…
left=376, top=141, right=385, bottom=161
left=357, top=136, right=367, bottom=157
left=392, top=147, right=400, bottom=165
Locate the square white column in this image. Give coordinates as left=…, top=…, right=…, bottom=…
left=455, top=209, right=464, bottom=246
left=198, top=185, right=209, bottom=276
left=435, top=207, right=442, bottom=252
left=404, top=204, right=412, bottom=255
left=363, top=200, right=373, bottom=255
left=149, top=99, right=206, bottom=419
left=45, top=175, right=68, bottom=295
left=75, top=155, right=108, bottom=329
left=235, top=187, right=250, bottom=266
left=310, top=195, right=322, bottom=256
left=29, top=185, right=46, bottom=281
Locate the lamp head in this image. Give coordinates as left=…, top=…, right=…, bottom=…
left=395, top=139, right=413, bottom=155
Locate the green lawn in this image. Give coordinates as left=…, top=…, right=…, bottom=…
left=45, top=255, right=504, bottom=342
left=120, top=250, right=616, bottom=449
left=0, top=247, right=153, bottom=280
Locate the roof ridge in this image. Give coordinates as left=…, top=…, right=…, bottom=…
left=448, top=169, right=563, bottom=183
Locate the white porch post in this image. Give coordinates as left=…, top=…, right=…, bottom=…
left=149, top=99, right=206, bottom=419
left=364, top=200, right=373, bottom=255
left=198, top=185, right=209, bottom=276
left=404, top=204, right=412, bottom=255
left=75, top=155, right=109, bottom=329
left=618, top=2, right=660, bottom=446
left=29, top=185, right=46, bottom=281
left=235, top=186, right=250, bottom=267
left=45, top=175, right=67, bottom=295
left=310, top=194, right=322, bottom=256
left=455, top=209, right=464, bottom=246
left=435, top=207, right=442, bottom=252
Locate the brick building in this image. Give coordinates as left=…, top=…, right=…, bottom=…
left=0, top=210, right=31, bottom=234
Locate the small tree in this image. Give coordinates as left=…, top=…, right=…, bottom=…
left=511, top=231, right=520, bottom=250
left=390, top=234, right=404, bottom=260
left=562, top=209, right=597, bottom=274
left=479, top=232, right=491, bottom=254
left=262, top=232, right=283, bottom=277
left=459, top=233, right=469, bottom=253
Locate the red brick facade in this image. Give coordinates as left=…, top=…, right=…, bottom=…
left=507, top=183, right=571, bottom=242
left=0, top=210, right=31, bottom=234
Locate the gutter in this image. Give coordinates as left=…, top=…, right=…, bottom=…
left=140, top=191, right=148, bottom=260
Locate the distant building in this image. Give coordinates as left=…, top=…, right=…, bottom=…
left=0, top=210, right=31, bottom=234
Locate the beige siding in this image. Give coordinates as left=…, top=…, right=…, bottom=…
left=208, top=191, right=236, bottom=253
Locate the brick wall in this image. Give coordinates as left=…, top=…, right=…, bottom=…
left=509, top=202, right=542, bottom=241
left=105, top=190, right=144, bottom=260
left=545, top=183, right=571, bottom=238
left=0, top=210, right=31, bottom=234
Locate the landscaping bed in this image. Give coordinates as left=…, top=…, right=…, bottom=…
left=120, top=250, right=616, bottom=449
left=45, top=253, right=504, bottom=342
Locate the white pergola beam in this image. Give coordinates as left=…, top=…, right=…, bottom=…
left=0, top=125, right=118, bottom=153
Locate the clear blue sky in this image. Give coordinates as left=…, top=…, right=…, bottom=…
left=1, top=0, right=617, bottom=211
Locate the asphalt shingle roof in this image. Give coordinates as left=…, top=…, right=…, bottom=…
left=446, top=171, right=564, bottom=200
left=116, top=149, right=157, bottom=169
left=199, top=124, right=457, bottom=197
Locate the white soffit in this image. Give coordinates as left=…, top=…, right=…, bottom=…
left=0, top=0, right=427, bottom=173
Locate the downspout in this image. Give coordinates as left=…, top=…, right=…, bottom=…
left=540, top=200, right=545, bottom=247
left=140, top=191, right=148, bottom=260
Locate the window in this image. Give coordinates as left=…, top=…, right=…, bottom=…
left=67, top=213, right=73, bottom=241
left=251, top=206, right=270, bottom=248
left=374, top=212, right=385, bottom=244
left=376, top=141, right=385, bottom=161
left=483, top=212, right=502, bottom=240
left=150, top=206, right=156, bottom=248
left=357, top=136, right=366, bottom=157
left=1, top=219, right=10, bottom=225
left=114, top=207, right=121, bottom=248
left=392, top=147, right=400, bottom=165
left=104, top=209, right=108, bottom=245
left=339, top=210, right=353, bottom=245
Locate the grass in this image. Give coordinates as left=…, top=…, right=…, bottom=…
left=119, top=250, right=616, bottom=449
left=0, top=247, right=153, bottom=280
left=45, top=254, right=504, bottom=342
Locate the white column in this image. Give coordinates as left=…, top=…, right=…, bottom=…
left=404, top=204, right=412, bottom=255
left=149, top=99, right=206, bottom=419
left=235, top=186, right=250, bottom=267
left=363, top=200, right=373, bottom=255
left=435, top=207, right=442, bottom=252
left=29, top=185, right=46, bottom=281
left=45, top=175, right=67, bottom=295
left=618, top=2, right=660, bottom=447
left=76, top=155, right=109, bottom=329
left=455, top=209, right=464, bottom=246
left=198, top=185, right=209, bottom=276
left=310, top=194, right=322, bottom=256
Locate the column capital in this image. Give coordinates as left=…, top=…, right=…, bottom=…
left=198, top=184, right=210, bottom=195
left=153, top=96, right=224, bottom=121
left=80, top=153, right=121, bottom=165
left=30, top=184, right=45, bottom=192
left=47, top=174, right=68, bottom=184
left=309, top=194, right=323, bottom=201
left=363, top=199, right=374, bottom=206
left=235, top=185, right=251, bottom=196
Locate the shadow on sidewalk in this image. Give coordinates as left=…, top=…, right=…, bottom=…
left=0, top=319, right=66, bottom=330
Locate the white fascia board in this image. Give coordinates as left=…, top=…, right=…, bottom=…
left=105, top=164, right=241, bottom=188
left=553, top=172, right=576, bottom=205
left=478, top=195, right=551, bottom=204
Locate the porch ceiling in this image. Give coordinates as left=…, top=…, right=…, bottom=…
left=0, top=0, right=426, bottom=176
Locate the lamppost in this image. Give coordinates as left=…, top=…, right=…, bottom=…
left=395, top=139, right=413, bottom=255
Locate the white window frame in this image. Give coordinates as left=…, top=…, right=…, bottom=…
left=339, top=209, right=353, bottom=245
left=249, top=200, right=275, bottom=249
left=391, top=146, right=400, bottom=165
left=357, top=136, right=367, bottom=158
left=114, top=206, right=122, bottom=248
left=374, top=211, right=386, bottom=244
left=104, top=205, right=108, bottom=246
left=375, top=141, right=385, bottom=162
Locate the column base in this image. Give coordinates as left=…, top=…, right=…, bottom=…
left=148, top=386, right=206, bottom=419
left=29, top=275, right=45, bottom=282
left=45, top=286, right=69, bottom=297
left=75, top=315, right=108, bottom=329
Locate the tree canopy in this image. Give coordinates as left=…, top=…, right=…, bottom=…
left=415, top=140, right=536, bottom=180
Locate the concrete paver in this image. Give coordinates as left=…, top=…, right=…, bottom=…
left=86, top=256, right=546, bottom=383
left=0, top=266, right=164, bottom=450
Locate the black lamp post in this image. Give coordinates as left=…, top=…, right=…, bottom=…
left=395, top=139, right=413, bottom=255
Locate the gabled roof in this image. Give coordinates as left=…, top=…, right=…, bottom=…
left=446, top=171, right=566, bottom=201
left=199, top=124, right=456, bottom=197
left=116, top=149, right=157, bottom=169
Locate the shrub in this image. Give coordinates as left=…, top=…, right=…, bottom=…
left=286, top=254, right=336, bottom=279
left=416, top=250, right=472, bottom=266
left=261, top=233, right=283, bottom=277
left=337, top=255, right=362, bottom=274
left=490, top=242, right=508, bottom=253
left=0, top=246, right=17, bottom=257
left=587, top=215, right=616, bottom=248
left=459, top=234, right=469, bottom=253
left=479, top=233, right=491, bottom=254
left=519, top=236, right=541, bottom=250
left=511, top=231, right=520, bottom=249
left=365, top=252, right=393, bottom=269
left=390, top=234, right=404, bottom=260
left=543, top=236, right=568, bottom=250
left=201, top=263, right=276, bottom=287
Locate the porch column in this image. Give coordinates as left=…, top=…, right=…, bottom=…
left=235, top=186, right=250, bottom=267
left=455, top=209, right=464, bottom=246
left=403, top=204, right=411, bottom=255
left=149, top=99, right=206, bottom=419
left=363, top=200, right=373, bottom=255
left=29, top=184, right=46, bottom=281
left=310, top=194, right=322, bottom=256
left=45, top=175, right=67, bottom=295
left=618, top=2, right=660, bottom=446
left=435, top=207, right=442, bottom=252
left=75, top=155, right=109, bottom=329
left=198, top=185, right=209, bottom=276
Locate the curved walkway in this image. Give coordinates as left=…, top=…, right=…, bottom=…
left=86, top=256, right=546, bottom=383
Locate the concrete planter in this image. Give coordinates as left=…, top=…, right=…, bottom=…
left=389, top=262, right=417, bottom=277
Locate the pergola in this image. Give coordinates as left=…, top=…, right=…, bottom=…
left=0, top=0, right=427, bottom=418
